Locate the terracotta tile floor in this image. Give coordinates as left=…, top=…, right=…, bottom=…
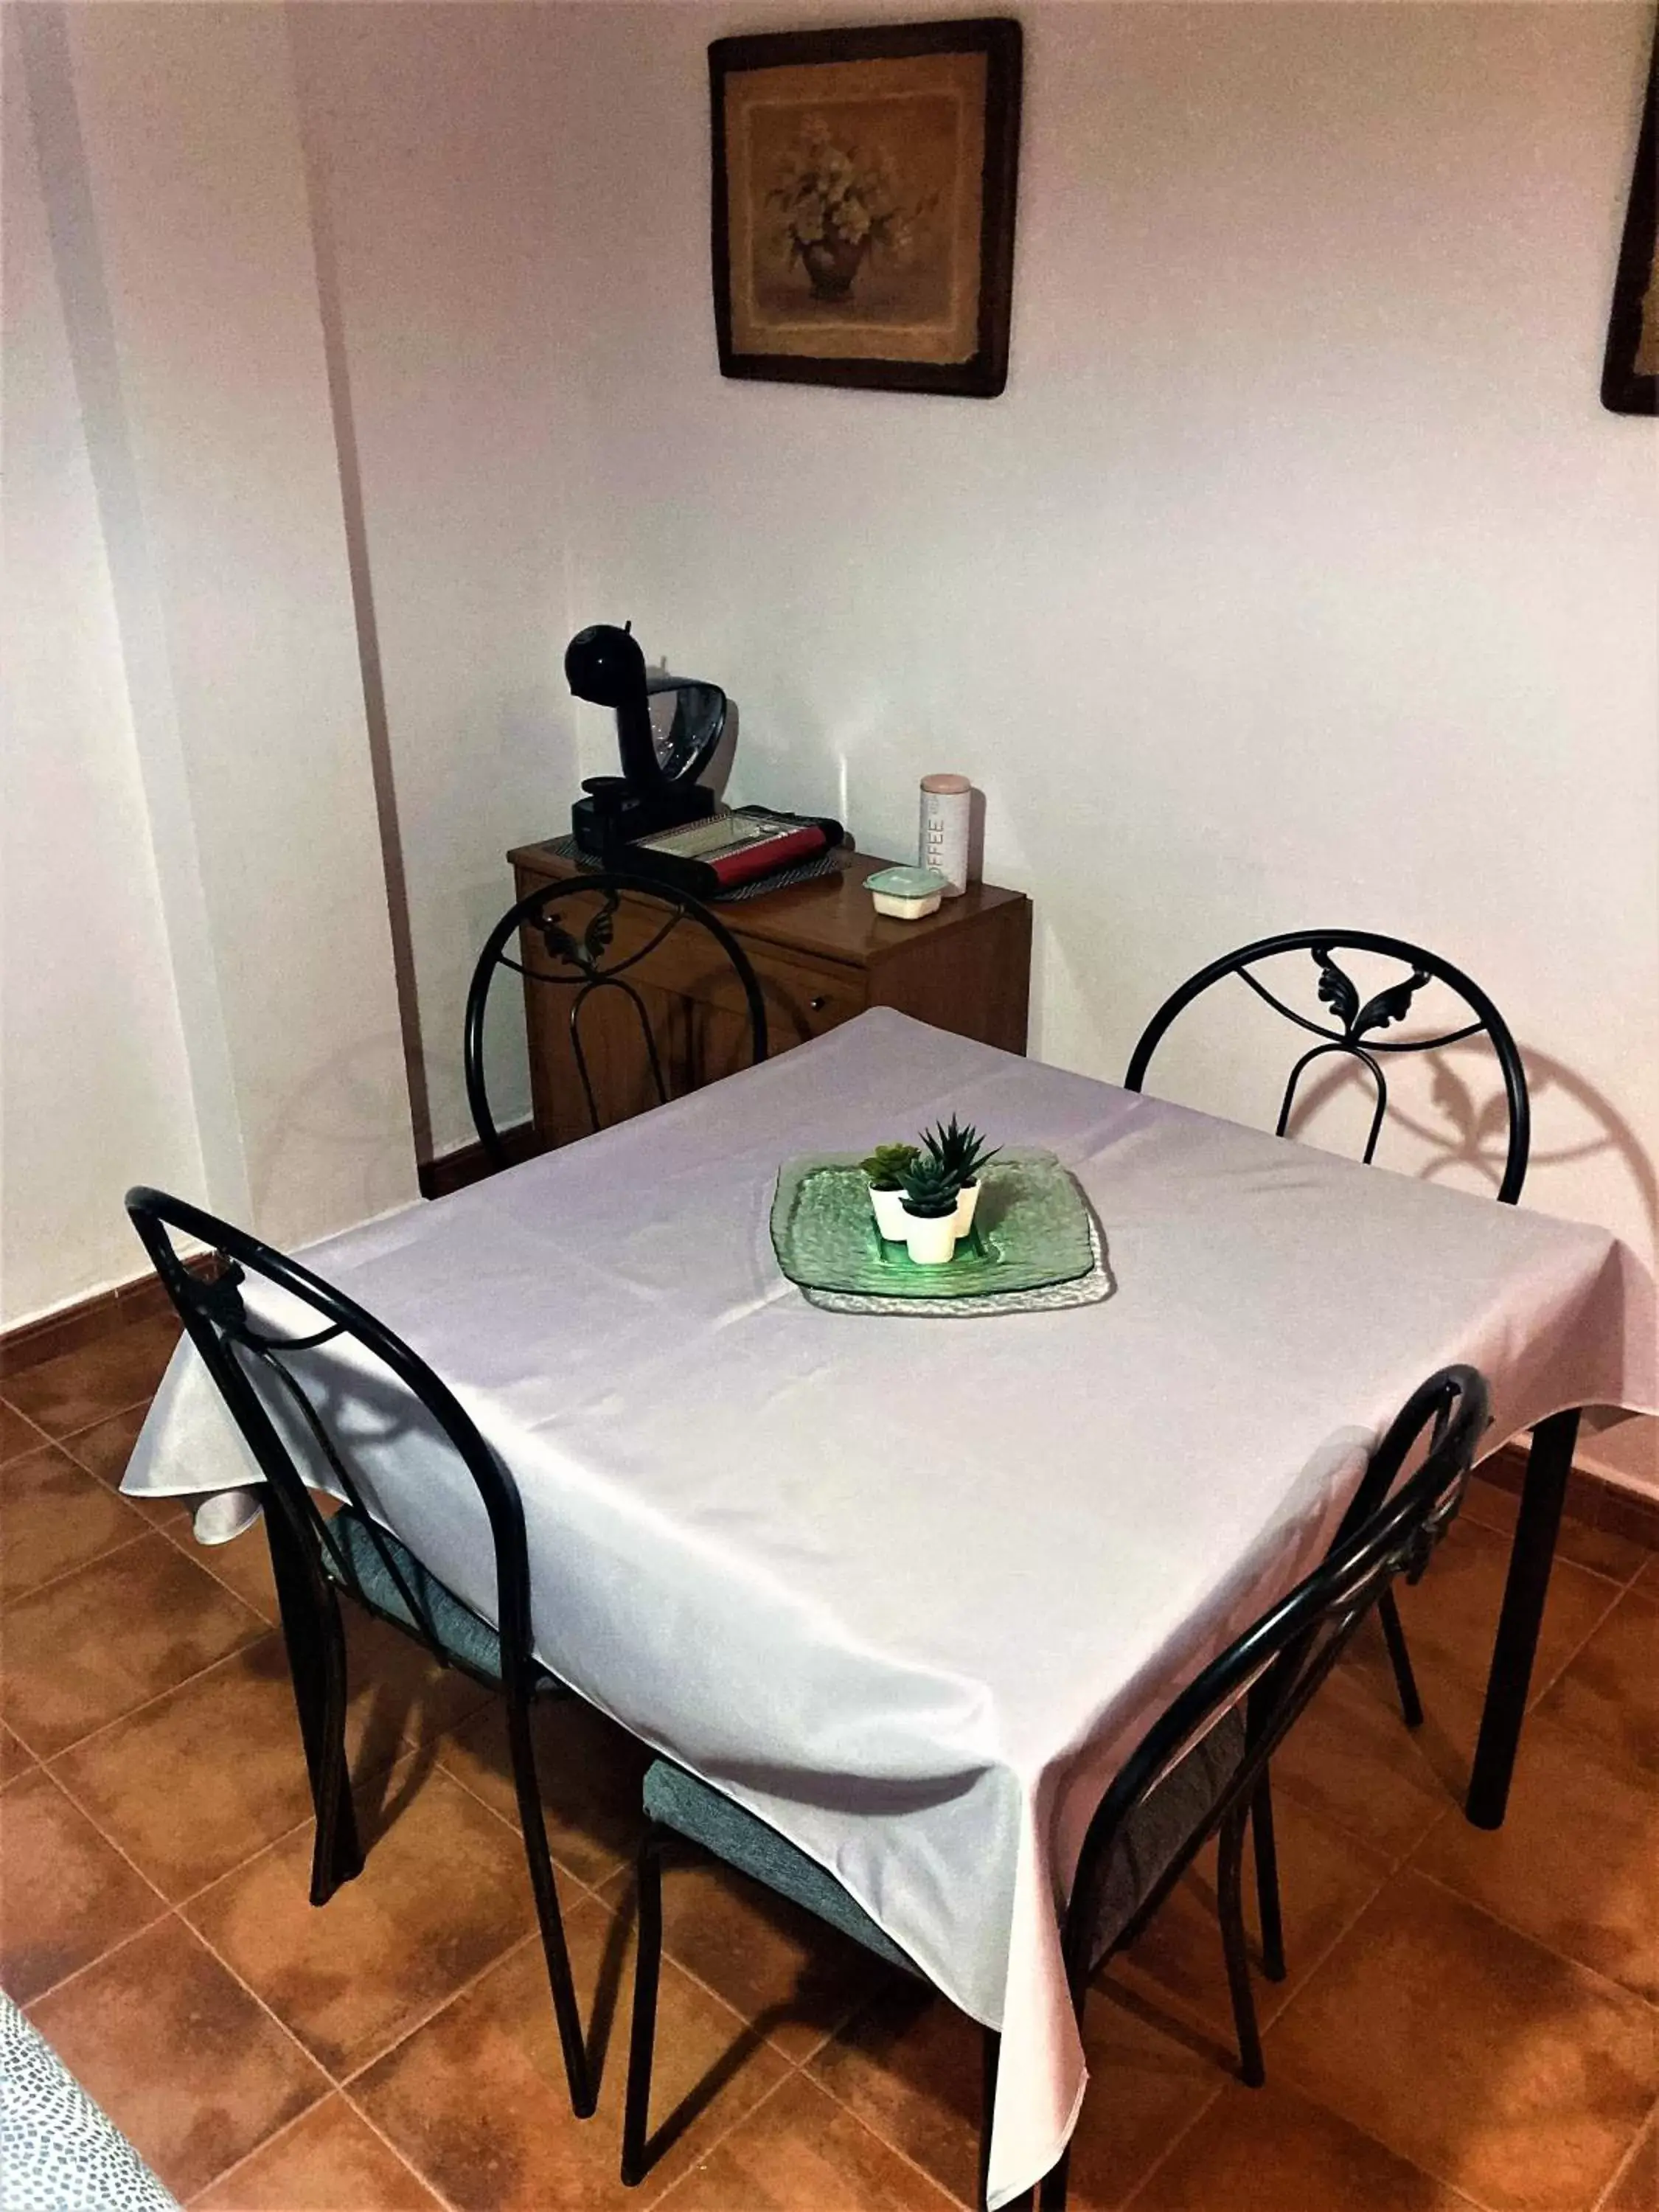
left=2, top=1330, right=1656, bottom=2211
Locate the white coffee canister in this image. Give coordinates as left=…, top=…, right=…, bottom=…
left=919, top=773, right=972, bottom=897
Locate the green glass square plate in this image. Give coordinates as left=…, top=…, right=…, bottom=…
left=771, top=1150, right=1098, bottom=1300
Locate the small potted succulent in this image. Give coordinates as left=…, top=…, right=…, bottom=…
left=897, top=1150, right=962, bottom=1265
left=860, top=1142, right=919, bottom=1241
left=922, top=1117, right=1002, bottom=1236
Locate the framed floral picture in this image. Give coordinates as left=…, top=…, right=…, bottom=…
left=1602, top=39, right=1657, bottom=415
left=709, top=18, right=1021, bottom=397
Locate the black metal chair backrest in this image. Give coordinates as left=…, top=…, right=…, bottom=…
left=1124, top=931, right=1529, bottom=1204
left=124, top=1185, right=537, bottom=1700
left=464, top=870, right=770, bottom=1169
left=1059, top=1363, right=1487, bottom=2002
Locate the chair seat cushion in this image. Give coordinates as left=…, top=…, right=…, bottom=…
left=1089, top=1705, right=1247, bottom=1964
left=322, top=1509, right=502, bottom=1682
left=643, top=1708, right=1243, bottom=1992
left=642, top=1762, right=919, bottom=1975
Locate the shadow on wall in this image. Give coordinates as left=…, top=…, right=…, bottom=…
left=253, top=1027, right=422, bottom=1241
left=1289, top=1045, right=1657, bottom=1240
left=293, top=60, right=431, bottom=1164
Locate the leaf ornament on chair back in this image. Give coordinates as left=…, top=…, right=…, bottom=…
left=538, top=891, right=619, bottom=979
left=1310, top=947, right=1432, bottom=1042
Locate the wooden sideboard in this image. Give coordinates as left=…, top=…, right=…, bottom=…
left=504, top=841, right=1032, bottom=1150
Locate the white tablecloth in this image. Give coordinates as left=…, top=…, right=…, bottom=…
left=124, top=1009, right=1655, bottom=2207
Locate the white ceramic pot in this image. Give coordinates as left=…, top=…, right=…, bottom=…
left=952, top=1180, right=980, bottom=1237
left=902, top=1208, right=959, bottom=1265
left=870, top=1185, right=911, bottom=1241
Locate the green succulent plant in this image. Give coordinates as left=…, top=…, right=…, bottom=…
left=898, top=1150, right=961, bottom=1218
left=920, top=1116, right=1001, bottom=1188
left=859, top=1141, right=919, bottom=1192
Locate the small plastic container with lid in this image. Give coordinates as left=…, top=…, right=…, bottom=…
left=866, top=864, right=950, bottom=921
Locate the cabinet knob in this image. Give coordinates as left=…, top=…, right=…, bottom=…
left=810, top=995, right=828, bottom=1011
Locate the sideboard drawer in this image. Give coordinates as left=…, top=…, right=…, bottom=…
left=742, top=944, right=864, bottom=1051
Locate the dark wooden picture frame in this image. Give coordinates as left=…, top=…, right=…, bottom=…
left=1602, top=38, right=1658, bottom=415
left=709, top=18, right=1021, bottom=397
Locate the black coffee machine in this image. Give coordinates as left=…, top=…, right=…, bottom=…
left=566, top=622, right=726, bottom=857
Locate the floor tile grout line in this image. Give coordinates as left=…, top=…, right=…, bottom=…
left=3, top=1523, right=159, bottom=1611
left=1244, top=1852, right=1395, bottom=2050
left=1403, top=1862, right=1659, bottom=2018
left=11, top=1905, right=179, bottom=2020
left=41, top=1640, right=625, bottom=1987
left=52, top=1733, right=409, bottom=1924
left=151, top=1512, right=279, bottom=1625
left=416, top=1721, right=649, bottom=1908
left=1254, top=1860, right=1653, bottom=2212
left=1457, top=1490, right=1653, bottom=1590
left=189, top=2076, right=456, bottom=2212
left=1113, top=2073, right=1232, bottom=2211
left=1112, top=1807, right=1398, bottom=2050
left=0, top=1401, right=59, bottom=1459
left=327, top=1879, right=789, bottom=2103
left=332, top=1927, right=545, bottom=2094
left=176, top=1903, right=364, bottom=2098
left=637, top=2059, right=808, bottom=2212
left=4, top=1902, right=178, bottom=2017
left=37, top=1745, right=566, bottom=2138
left=643, top=2051, right=982, bottom=2212
left=335, top=2090, right=470, bottom=2212
left=588, top=1857, right=879, bottom=2079
left=1230, top=1927, right=1501, bottom=2212
left=9, top=1759, right=175, bottom=1913
left=1590, top=2093, right=1659, bottom=2212
left=1, top=1757, right=189, bottom=2013
left=796, top=2004, right=995, bottom=2211
left=34, top=1630, right=293, bottom=1771
left=159, top=1731, right=608, bottom=1925
left=7, top=1383, right=169, bottom=1459
left=118, top=1910, right=338, bottom=2199
left=156, top=1764, right=629, bottom=2118
left=12, top=1603, right=271, bottom=1767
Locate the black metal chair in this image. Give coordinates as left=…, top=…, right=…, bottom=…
left=125, top=1185, right=597, bottom=2120
left=619, top=1366, right=1489, bottom=2208
left=1123, top=930, right=1529, bottom=1203
left=1124, top=931, right=1527, bottom=1739
left=464, top=871, right=770, bottom=1169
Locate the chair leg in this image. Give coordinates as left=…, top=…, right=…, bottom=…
left=307, top=1599, right=362, bottom=1906
left=1377, top=1590, right=1425, bottom=1729
left=261, top=1492, right=363, bottom=1902
left=507, top=1686, right=594, bottom=2118
left=978, top=2027, right=1001, bottom=2211
left=621, top=1826, right=667, bottom=2187
left=1251, top=1771, right=1287, bottom=1983
left=1216, top=1806, right=1265, bottom=2088
left=1037, top=2144, right=1071, bottom=2212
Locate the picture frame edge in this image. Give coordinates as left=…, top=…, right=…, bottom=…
left=1601, top=32, right=1658, bottom=417
left=708, top=15, right=1022, bottom=400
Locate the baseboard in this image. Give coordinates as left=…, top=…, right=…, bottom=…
left=0, top=1253, right=218, bottom=1381
left=417, top=1121, right=542, bottom=1200
left=1481, top=1438, right=1659, bottom=1552
left=1, top=1136, right=541, bottom=1379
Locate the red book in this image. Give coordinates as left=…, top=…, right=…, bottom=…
left=706, top=824, right=829, bottom=886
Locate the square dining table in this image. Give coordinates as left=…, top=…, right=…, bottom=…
left=124, top=1009, right=1656, bottom=2208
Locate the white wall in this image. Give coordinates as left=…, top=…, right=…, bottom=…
left=553, top=0, right=1659, bottom=1284
left=287, top=2, right=585, bottom=1157
left=2, top=1, right=419, bottom=1325
left=1, top=19, right=206, bottom=1318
